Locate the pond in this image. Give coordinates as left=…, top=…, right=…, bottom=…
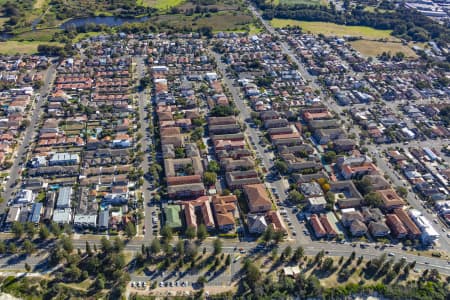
left=60, top=16, right=149, bottom=30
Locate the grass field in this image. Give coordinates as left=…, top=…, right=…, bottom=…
left=153, top=11, right=253, bottom=32
left=269, top=0, right=325, bottom=5
left=0, top=41, right=62, bottom=54
left=0, top=17, right=8, bottom=30
left=350, top=40, right=417, bottom=58
left=271, top=19, right=396, bottom=40
left=12, top=28, right=59, bottom=42
left=33, top=0, right=47, bottom=9
left=140, top=0, right=184, bottom=10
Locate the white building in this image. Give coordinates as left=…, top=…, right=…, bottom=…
left=409, top=209, right=439, bottom=244
left=13, top=189, right=34, bottom=205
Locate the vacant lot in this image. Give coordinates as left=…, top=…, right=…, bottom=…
left=141, top=0, right=184, bottom=10
left=271, top=19, right=396, bottom=41
left=350, top=40, right=417, bottom=58
left=153, top=11, right=253, bottom=31
left=0, top=41, right=61, bottom=54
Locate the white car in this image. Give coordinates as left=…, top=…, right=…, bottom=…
left=159, top=282, right=164, bottom=287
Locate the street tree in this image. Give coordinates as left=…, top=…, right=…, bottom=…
left=185, top=225, right=196, bottom=240
left=39, top=225, right=50, bottom=240
left=292, top=246, right=304, bottom=262
left=11, top=222, right=23, bottom=239
left=150, top=239, right=161, bottom=256
left=197, top=224, right=207, bottom=241
left=125, top=222, right=136, bottom=239
left=213, top=238, right=223, bottom=256
left=23, top=239, right=35, bottom=255
left=161, top=225, right=173, bottom=241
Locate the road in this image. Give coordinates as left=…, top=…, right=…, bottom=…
left=2, top=64, right=56, bottom=208
left=135, top=56, right=157, bottom=241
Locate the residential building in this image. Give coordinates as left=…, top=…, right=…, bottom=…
left=385, top=214, right=408, bottom=238
left=247, top=214, right=268, bottom=234
left=310, top=214, right=326, bottom=238
left=56, top=187, right=72, bottom=209
left=49, top=152, right=80, bottom=166
left=244, top=184, right=272, bottom=213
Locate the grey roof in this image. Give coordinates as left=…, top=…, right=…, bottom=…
left=99, top=210, right=109, bottom=228
left=56, top=187, right=72, bottom=208
left=52, top=208, right=72, bottom=224
left=28, top=203, right=43, bottom=223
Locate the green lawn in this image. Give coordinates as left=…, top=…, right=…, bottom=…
left=12, top=28, right=59, bottom=42
left=271, top=19, right=396, bottom=40
left=268, top=0, right=326, bottom=5
left=140, top=0, right=185, bottom=10
left=0, top=41, right=62, bottom=55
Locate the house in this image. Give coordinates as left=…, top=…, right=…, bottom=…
left=319, top=214, right=337, bottom=238
left=300, top=182, right=323, bottom=198
left=168, top=183, right=206, bottom=199
left=368, top=221, right=390, bottom=237
left=330, top=181, right=364, bottom=209
left=307, top=197, right=327, bottom=212
left=334, top=139, right=356, bottom=152
left=52, top=208, right=72, bottom=224
left=220, top=157, right=254, bottom=172
left=338, top=155, right=379, bottom=180
left=409, top=209, right=439, bottom=244
left=314, top=128, right=346, bottom=144
left=212, top=194, right=237, bottom=232
left=6, top=206, right=21, bottom=226
left=49, top=152, right=80, bottom=166
left=247, top=214, right=268, bottom=234
left=266, top=210, right=287, bottom=233
left=350, top=219, right=368, bottom=237
left=264, top=118, right=289, bottom=129
left=209, top=124, right=241, bottom=135
left=310, top=214, right=326, bottom=238
left=244, top=184, right=272, bottom=213
left=102, top=193, right=128, bottom=206
left=166, top=175, right=202, bottom=186
left=362, top=175, right=390, bottom=191
left=98, top=210, right=109, bottom=230
left=56, top=187, right=72, bottom=209
left=208, top=116, right=237, bottom=126
left=385, top=214, right=408, bottom=238
left=183, top=196, right=215, bottom=231
left=164, top=205, right=182, bottom=230
left=375, top=189, right=405, bottom=211
left=164, top=157, right=204, bottom=177
left=394, top=208, right=421, bottom=239
left=225, top=170, right=261, bottom=189
left=28, top=203, right=43, bottom=224
left=341, top=211, right=364, bottom=227
left=73, top=214, right=97, bottom=228
left=13, top=189, right=34, bottom=205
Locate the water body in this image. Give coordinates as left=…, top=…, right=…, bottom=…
left=0, top=33, right=13, bottom=40
left=60, top=16, right=149, bottom=30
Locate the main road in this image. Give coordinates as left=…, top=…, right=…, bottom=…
left=135, top=56, right=157, bottom=241
left=2, top=64, right=57, bottom=208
